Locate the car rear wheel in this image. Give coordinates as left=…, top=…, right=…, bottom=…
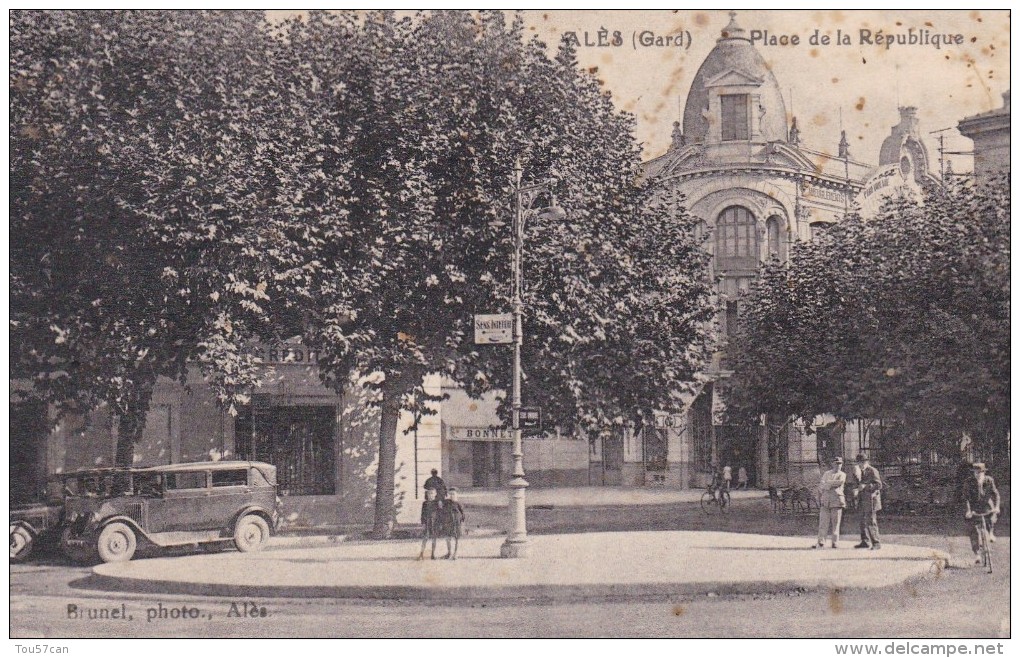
left=234, top=515, right=270, bottom=553
left=97, top=522, right=137, bottom=563
left=10, top=525, right=33, bottom=562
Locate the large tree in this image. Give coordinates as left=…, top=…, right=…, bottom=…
left=10, top=11, right=320, bottom=464
left=725, top=175, right=1010, bottom=462
left=280, top=11, right=714, bottom=537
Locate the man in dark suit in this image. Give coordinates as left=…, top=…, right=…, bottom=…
left=963, top=462, right=1000, bottom=563
left=423, top=468, right=447, bottom=501
left=853, top=453, right=883, bottom=550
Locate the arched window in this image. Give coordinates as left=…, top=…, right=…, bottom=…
left=766, top=215, right=783, bottom=260
left=810, top=221, right=831, bottom=242
left=715, top=206, right=758, bottom=269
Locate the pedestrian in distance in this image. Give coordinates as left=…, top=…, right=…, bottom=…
left=963, top=462, right=1000, bottom=565
left=815, top=456, right=847, bottom=549
left=853, top=453, right=883, bottom=550
left=708, top=465, right=722, bottom=500
left=423, top=468, right=447, bottom=501
left=843, top=458, right=862, bottom=512
left=417, top=488, right=442, bottom=560
left=722, top=464, right=733, bottom=491
left=441, top=487, right=466, bottom=560
left=737, top=465, right=748, bottom=490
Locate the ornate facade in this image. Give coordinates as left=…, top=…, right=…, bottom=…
left=641, top=13, right=939, bottom=489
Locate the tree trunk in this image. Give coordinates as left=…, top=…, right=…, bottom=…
left=114, top=391, right=153, bottom=467
left=115, top=409, right=146, bottom=467
left=371, top=377, right=404, bottom=539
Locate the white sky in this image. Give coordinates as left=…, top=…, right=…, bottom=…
left=270, top=9, right=1010, bottom=171
left=524, top=10, right=1009, bottom=171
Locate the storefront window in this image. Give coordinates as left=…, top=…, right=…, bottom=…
left=235, top=403, right=336, bottom=496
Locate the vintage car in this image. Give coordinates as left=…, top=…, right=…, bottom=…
left=60, top=461, right=281, bottom=563
left=10, top=471, right=94, bottom=562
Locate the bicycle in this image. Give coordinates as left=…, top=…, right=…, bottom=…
left=970, top=510, right=995, bottom=574
left=701, top=486, right=730, bottom=514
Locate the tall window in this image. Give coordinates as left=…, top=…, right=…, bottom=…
left=715, top=206, right=758, bottom=269
left=721, top=94, right=750, bottom=141
left=766, top=215, right=783, bottom=260
left=691, top=387, right=713, bottom=472
left=725, top=300, right=740, bottom=338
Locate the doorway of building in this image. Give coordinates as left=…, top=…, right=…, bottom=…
left=471, top=441, right=506, bottom=488
left=600, top=429, right=625, bottom=486
left=716, top=424, right=757, bottom=487
left=10, top=400, right=47, bottom=504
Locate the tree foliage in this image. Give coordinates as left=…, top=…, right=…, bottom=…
left=277, top=12, right=714, bottom=535
left=725, top=175, right=1010, bottom=461
left=10, top=10, right=313, bottom=463
left=11, top=11, right=715, bottom=533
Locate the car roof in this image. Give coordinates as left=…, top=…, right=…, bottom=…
left=135, top=461, right=273, bottom=474
left=55, top=461, right=275, bottom=477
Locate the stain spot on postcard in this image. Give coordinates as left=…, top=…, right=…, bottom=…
left=828, top=588, right=844, bottom=615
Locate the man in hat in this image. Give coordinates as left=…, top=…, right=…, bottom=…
left=963, top=462, right=1000, bottom=563
left=853, top=453, right=883, bottom=550
left=423, top=468, right=447, bottom=501
left=815, top=456, right=847, bottom=549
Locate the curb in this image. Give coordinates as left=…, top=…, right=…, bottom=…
left=77, top=571, right=828, bottom=602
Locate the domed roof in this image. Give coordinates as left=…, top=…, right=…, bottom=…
left=682, top=13, right=789, bottom=144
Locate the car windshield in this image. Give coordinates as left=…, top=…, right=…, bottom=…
left=75, top=471, right=133, bottom=497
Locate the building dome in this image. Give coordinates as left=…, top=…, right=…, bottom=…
left=681, top=13, right=789, bottom=144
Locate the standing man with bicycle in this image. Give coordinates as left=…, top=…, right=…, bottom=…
left=963, top=462, right=1000, bottom=565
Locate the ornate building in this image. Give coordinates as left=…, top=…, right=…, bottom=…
left=958, top=90, right=1010, bottom=184
left=639, top=13, right=938, bottom=489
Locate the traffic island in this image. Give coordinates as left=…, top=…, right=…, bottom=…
left=85, top=530, right=948, bottom=601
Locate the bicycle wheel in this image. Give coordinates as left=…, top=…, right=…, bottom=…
left=720, top=491, right=731, bottom=514
left=981, top=521, right=993, bottom=574
left=700, top=491, right=715, bottom=513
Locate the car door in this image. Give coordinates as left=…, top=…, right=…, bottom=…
left=159, top=470, right=215, bottom=532
left=206, top=468, right=251, bottom=530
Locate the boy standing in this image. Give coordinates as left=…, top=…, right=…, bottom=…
left=442, top=488, right=466, bottom=560
left=417, top=488, right=441, bottom=560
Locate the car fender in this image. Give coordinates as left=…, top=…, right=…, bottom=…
left=92, top=515, right=152, bottom=543
left=231, top=506, right=276, bottom=535
left=10, top=519, right=39, bottom=537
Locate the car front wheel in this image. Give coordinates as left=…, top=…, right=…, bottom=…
left=234, top=515, right=270, bottom=553
left=97, top=523, right=137, bottom=563
left=10, top=525, right=34, bottom=562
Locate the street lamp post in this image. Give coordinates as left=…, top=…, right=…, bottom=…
left=500, top=158, right=564, bottom=559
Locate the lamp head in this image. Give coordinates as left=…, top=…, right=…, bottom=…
left=538, top=204, right=567, bottom=221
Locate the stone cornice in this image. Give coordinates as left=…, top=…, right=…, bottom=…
left=654, top=165, right=865, bottom=192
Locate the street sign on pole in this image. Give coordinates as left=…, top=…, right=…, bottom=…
left=474, top=313, right=513, bottom=344
left=519, top=407, right=541, bottom=433
left=654, top=415, right=678, bottom=428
